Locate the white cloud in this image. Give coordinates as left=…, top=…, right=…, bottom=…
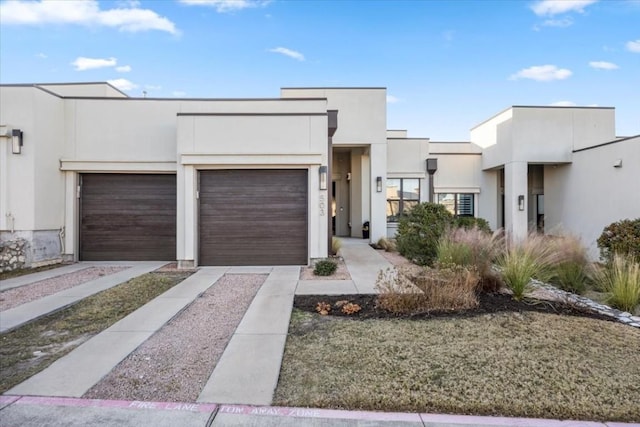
left=531, top=0, right=597, bottom=16
left=550, top=101, right=577, bottom=106
left=107, top=78, right=138, bottom=91
left=541, top=17, right=573, bottom=27
left=0, top=0, right=178, bottom=34
left=509, top=64, right=572, bottom=82
left=626, top=39, right=640, bottom=53
left=172, top=90, right=187, bottom=97
left=116, top=65, right=132, bottom=72
left=268, top=47, right=305, bottom=61
left=36, top=52, right=47, bottom=58
left=72, top=56, right=117, bottom=71
left=386, top=95, right=400, bottom=104
left=179, top=0, right=269, bottom=13
left=589, top=61, right=619, bottom=70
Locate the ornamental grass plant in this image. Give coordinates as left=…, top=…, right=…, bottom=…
left=436, top=226, right=504, bottom=293
left=497, top=233, right=557, bottom=300
left=375, top=265, right=479, bottom=314
left=548, top=234, right=592, bottom=294
left=595, top=253, right=640, bottom=313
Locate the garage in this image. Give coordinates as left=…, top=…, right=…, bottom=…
left=80, top=174, right=177, bottom=261
left=199, top=169, right=308, bottom=266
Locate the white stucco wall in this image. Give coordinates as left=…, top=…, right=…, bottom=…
left=1, top=86, right=39, bottom=232
left=544, top=136, right=640, bottom=259
left=38, top=83, right=127, bottom=98
left=387, top=138, right=429, bottom=178
left=281, top=88, right=388, bottom=243
left=176, top=103, right=329, bottom=265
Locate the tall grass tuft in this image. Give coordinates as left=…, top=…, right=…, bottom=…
left=375, top=265, right=479, bottom=314
left=595, top=254, right=640, bottom=313
left=331, top=237, right=342, bottom=255
left=437, top=226, right=504, bottom=293
left=497, top=233, right=557, bottom=300
left=548, top=235, right=591, bottom=294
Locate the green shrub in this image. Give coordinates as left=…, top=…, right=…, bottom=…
left=548, top=235, right=591, bottom=294
left=375, top=265, right=479, bottom=314
left=498, top=233, right=557, bottom=300
left=396, top=203, right=453, bottom=266
left=331, top=237, right=342, bottom=255
left=597, top=218, right=640, bottom=263
left=314, top=259, right=338, bottom=276
left=453, top=217, right=492, bottom=233
left=595, top=254, right=640, bottom=313
left=437, top=227, right=504, bottom=293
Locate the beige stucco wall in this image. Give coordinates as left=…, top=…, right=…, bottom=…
left=477, top=107, right=616, bottom=170
left=176, top=102, right=329, bottom=265
left=544, top=136, right=640, bottom=259
left=1, top=86, right=37, bottom=232
left=38, top=83, right=127, bottom=98
left=281, top=88, right=388, bottom=243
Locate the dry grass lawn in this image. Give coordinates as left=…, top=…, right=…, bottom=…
left=274, top=310, right=640, bottom=422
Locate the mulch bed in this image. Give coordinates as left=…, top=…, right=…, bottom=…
left=294, top=293, right=616, bottom=322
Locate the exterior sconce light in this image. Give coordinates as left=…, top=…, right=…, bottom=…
left=319, top=166, right=328, bottom=190
left=376, top=176, right=383, bottom=192
left=518, top=195, right=525, bottom=211
left=11, top=129, right=23, bottom=154
left=613, top=159, right=622, bottom=168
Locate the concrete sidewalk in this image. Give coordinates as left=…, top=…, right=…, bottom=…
left=0, top=261, right=168, bottom=333
left=1, top=396, right=635, bottom=427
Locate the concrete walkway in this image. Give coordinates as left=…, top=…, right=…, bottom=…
left=0, top=261, right=167, bottom=333
left=198, top=266, right=299, bottom=405
left=296, top=237, right=392, bottom=295
left=7, top=267, right=227, bottom=397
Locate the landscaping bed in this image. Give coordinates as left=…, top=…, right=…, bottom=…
left=292, top=292, right=617, bottom=322
left=274, top=305, right=640, bottom=422
left=0, top=271, right=191, bottom=394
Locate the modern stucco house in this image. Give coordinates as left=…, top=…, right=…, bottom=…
left=1, top=82, right=638, bottom=269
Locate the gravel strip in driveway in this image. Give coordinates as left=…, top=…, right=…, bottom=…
left=83, top=273, right=266, bottom=402
left=0, top=266, right=130, bottom=311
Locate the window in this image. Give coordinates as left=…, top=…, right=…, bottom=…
left=437, top=193, right=475, bottom=216
left=387, top=178, right=420, bottom=222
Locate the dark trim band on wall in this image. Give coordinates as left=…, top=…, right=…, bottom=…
left=177, top=112, right=328, bottom=117
left=573, top=134, right=640, bottom=153
left=429, top=152, right=482, bottom=155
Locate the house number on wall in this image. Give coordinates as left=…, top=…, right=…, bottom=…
left=319, top=194, right=326, bottom=216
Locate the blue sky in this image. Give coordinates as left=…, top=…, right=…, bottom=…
left=1, top=0, right=638, bottom=140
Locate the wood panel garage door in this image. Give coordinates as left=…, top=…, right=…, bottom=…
left=199, top=169, right=308, bottom=266
left=80, top=174, right=176, bottom=261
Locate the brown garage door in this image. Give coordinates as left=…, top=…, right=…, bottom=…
left=80, top=174, right=176, bottom=261
left=199, top=169, right=308, bottom=266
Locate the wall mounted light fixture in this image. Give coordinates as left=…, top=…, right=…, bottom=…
left=12, top=129, right=23, bottom=154
left=613, top=159, right=622, bottom=168
left=376, top=176, right=383, bottom=192
left=518, top=195, right=525, bottom=211
left=319, top=166, right=328, bottom=190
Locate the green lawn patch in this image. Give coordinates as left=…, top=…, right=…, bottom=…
left=0, top=271, right=191, bottom=393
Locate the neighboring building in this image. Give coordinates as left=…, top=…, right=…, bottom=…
left=1, top=83, right=637, bottom=268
